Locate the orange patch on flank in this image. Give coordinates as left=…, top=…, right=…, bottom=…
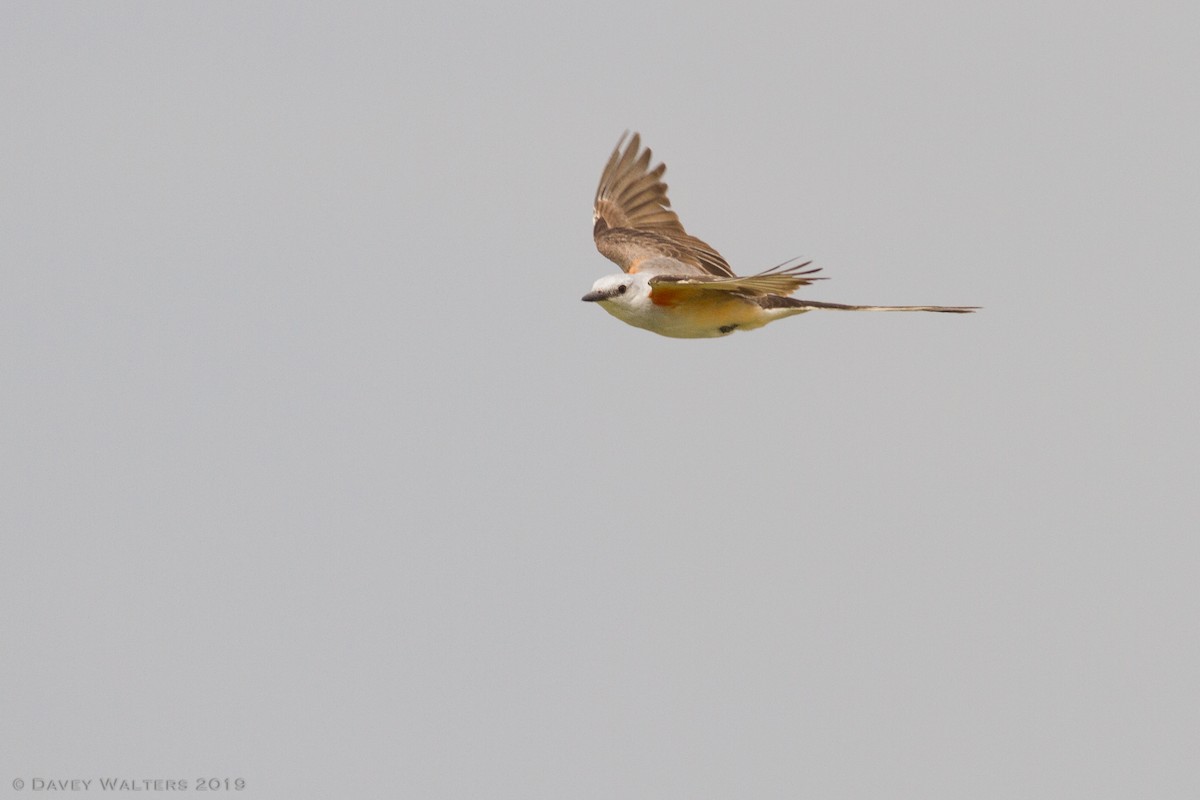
left=627, top=259, right=643, bottom=274
left=649, top=285, right=681, bottom=307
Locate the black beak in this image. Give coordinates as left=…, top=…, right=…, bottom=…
left=581, top=290, right=607, bottom=302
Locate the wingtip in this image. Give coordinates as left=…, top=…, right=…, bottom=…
left=614, top=130, right=640, bottom=155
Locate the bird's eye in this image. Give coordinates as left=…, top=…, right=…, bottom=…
left=617, top=284, right=628, bottom=294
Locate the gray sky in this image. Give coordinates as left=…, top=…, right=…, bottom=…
left=3, top=1, right=1198, bottom=798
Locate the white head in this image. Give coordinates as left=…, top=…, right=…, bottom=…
left=580, top=273, right=647, bottom=308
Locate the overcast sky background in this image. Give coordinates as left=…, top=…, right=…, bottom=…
left=2, top=2, right=1198, bottom=798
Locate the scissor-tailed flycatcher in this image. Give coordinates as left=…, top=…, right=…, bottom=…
left=583, top=133, right=977, bottom=337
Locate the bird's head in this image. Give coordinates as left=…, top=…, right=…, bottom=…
left=581, top=273, right=643, bottom=306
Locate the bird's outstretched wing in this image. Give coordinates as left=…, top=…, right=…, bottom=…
left=593, top=132, right=734, bottom=277
left=647, top=259, right=824, bottom=302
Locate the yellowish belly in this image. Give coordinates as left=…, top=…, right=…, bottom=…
left=606, top=294, right=774, bottom=338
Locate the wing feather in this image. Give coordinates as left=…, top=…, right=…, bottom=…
left=593, top=132, right=734, bottom=276
left=648, top=260, right=824, bottom=298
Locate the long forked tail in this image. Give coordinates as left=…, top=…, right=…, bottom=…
left=759, top=296, right=978, bottom=313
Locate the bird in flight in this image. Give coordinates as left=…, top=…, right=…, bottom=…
left=583, top=133, right=977, bottom=337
